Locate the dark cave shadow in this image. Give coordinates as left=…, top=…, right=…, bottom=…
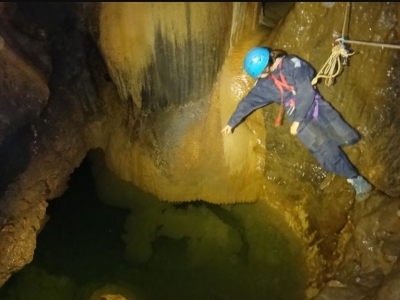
left=33, top=156, right=130, bottom=284
left=0, top=123, right=33, bottom=199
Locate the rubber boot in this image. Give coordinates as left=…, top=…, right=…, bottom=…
left=339, top=131, right=360, bottom=147
left=347, top=176, right=372, bottom=202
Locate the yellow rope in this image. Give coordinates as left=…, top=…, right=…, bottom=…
left=311, top=36, right=400, bottom=86
left=311, top=43, right=355, bottom=86
left=312, top=2, right=400, bottom=86
left=312, top=2, right=353, bottom=86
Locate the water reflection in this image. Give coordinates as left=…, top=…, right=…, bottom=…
left=0, top=152, right=307, bottom=300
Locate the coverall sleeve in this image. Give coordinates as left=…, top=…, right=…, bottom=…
left=292, top=61, right=316, bottom=122
left=227, top=81, right=274, bottom=129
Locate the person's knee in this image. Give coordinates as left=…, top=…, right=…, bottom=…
left=313, top=145, right=339, bottom=167
left=312, top=143, right=358, bottom=177
left=297, top=122, right=327, bottom=152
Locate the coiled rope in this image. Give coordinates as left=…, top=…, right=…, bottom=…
left=312, top=2, right=352, bottom=86
left=312, top=2, right=400, bottom=86
left=311, top=42, right=355, bottom=86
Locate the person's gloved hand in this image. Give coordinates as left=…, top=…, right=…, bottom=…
left=290, top=121, right=300, bottom=135
left=221, top=125, right=233, bottom=135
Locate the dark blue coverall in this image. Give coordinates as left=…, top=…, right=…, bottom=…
left=227, top=55, right=360, bottom=179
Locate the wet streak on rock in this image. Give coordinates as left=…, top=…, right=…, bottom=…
left=140, top=4, right=229, bottom=113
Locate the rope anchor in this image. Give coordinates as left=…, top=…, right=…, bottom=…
left=311, top=39, right=355, bottom=87
left=312, top=2, right=400, bottom=87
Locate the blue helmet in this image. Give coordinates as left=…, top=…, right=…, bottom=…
left=243, top=47, right=270, bottom=78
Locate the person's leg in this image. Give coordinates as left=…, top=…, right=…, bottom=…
left=310, top=139, right=359, bottom=178
left=312, top=141, right=372, bottom=202
left=317, top=98, right=360, bottom=147
left=297, top=121, right=372, bottom=202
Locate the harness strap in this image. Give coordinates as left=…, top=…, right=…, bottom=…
left=306, top=91, right=320, bottom=120
left=270, top=60, right=296, bottom=127
left=313, top=92, right=319, bottom=119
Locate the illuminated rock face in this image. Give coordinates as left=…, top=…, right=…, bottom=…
left=96, top=2, right=267, bottom=204
left=0, top=2, right=400, bottom=299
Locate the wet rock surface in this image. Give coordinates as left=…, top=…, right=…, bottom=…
left=0, top=3, right=107, bottom=287
left=314, top=197, right=400, bottom=299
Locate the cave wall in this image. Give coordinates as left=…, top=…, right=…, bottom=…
left=0, top=3, right=50, bottom=192
left=0, top=2, right=109, bottom=287
left=93, top=2, right=267, bottom=203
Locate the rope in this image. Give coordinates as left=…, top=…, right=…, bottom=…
left=312, top=37, right=400, bottom=86
left=312, top=2, right=400, bottom=86
left=336, top=38, right=400, bottom=50
left=342, top=2, right=351, bottom=38
left=311, top=43, right=355, bottom=86
left=312, top=2, right=353, bottom=86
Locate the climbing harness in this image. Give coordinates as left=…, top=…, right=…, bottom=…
left=312, top=2, right=400, bottom=87
left=307, top=92, right=320, bottom=121
left=271, top=59, right=320, bottom=127
left=270, top=59, right=296, bottom=127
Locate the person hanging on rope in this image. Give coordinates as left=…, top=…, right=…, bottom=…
left=221, top=47, right=372, bottom=203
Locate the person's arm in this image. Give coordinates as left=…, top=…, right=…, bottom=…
left=225, top=80, right=274, bottom=131
left=221, top=124, right=233, bottom=134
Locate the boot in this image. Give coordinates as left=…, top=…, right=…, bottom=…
left=339, top=131, right=360, bottom=147
left=347, top=176, right=372, bottom=202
